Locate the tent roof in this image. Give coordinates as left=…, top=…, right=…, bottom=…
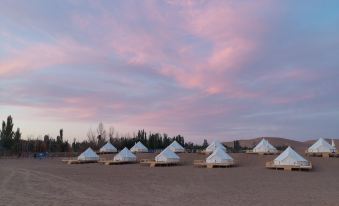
left=207, top=147, right=233, bottom=161
left=253, top=139, right=277, bottom=150
left=275, top=146, right=307, bottom=162
left=78, top=147, right=99, bottom=158
left=131, top=141, right=148, bottom=150
left=100, top=142, right=117, bottom=151
left=115, top=147, right=136, bottom=158
left=157, top=147, right=180, bottom=159
left=169, top=140, right=184, bottom=150
left=308, top=138, right=335, bottom=151
left=206, top=140, right=226, bottom=150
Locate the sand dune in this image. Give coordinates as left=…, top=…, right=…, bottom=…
left=1, top=152, right=339, bottom=206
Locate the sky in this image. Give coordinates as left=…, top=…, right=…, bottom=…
left=1, top=0, right=339, bottom=142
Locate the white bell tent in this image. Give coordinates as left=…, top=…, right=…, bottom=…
left=130, top=141, right=148, bottom=153
left=205, top=140, right=226, bottom=154
left=114, top=147, right=137, bottom=162
left=77, top=147, right=100, bottom=161
left=99, top=142, right=117, bottom=153
left=168, top=140, right=185, bottom=153
left=307, top=138, right=336, bottom=153
left=206, top=147, right=233, bottom=164
left=274, top=147, right=309, bottom=166
left=155, top=147, right=180, bottom=163
left=253, top=139, right=278, bottom=153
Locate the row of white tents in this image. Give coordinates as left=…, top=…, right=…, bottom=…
left=204, top=138, right=323, bottom=169
left=78, top=140, right=185, bottom=162
left=78, top=140, right=234, bottom=165
left=99, top=140, right=185, bottom=154
left=99, top=141, right=148, bottom=153
left=252, top=138, right=336, bottom=168
left=251, top=138, right=336, bottom=154
left=78, top=147, right=137, bottom=162
left=77, top=138, right=336, bottom=169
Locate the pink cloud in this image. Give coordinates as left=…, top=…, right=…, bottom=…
left=67, top=1, right=270, bottom=100
left=0, top=38, right=100, bottom=77
left=152, top=1, right=273, bottom=97
left=120, top=94, right=240, bottom=134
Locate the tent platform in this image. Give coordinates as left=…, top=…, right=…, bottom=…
left=99, top=160, right=137, bottom=165
left=62, top=159, right=98, bottom=164
left=131, top=151, right=149, bottom=153
left=140, top=159, right=180, bottom=167
left=96, top=152, right=117, bottom=155
left=265, top=161, right=312, bottom=171
left=305, top=151, right=338, bottom=158
left=193, top=160, right=235, bottom=168
left=197, top=151, right=212, bottom=155
left=246, top=150, right=279, bottom=155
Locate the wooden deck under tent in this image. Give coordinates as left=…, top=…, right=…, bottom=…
left=196, top=151, right=210, bottom=155
left=96, top=152, right=117, bottom=155
left=265, top=161, right=312, bottom=171
left=140, top=159, right=180, bottom=167
left=98, top=159, right=137, bottom=165
left=193, top=160, right=235, bottom=168
left=245, top=150, right=280, bottom=155
left=305, top=151, right=338, bottom=158
left=61, top=158, right=99, bottom=164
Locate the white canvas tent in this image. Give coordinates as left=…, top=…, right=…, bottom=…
left=307, top=138, right=336, bottom=153
left=274, top=147, right=309, bottom=166
left=168, top=140, right=185, bottom=153
left=114, top=147, right=137, bottom=162
left=99, top=142, right=117, bottom=153
left=205, top=140, right=226, bottom=154
left=206, top=147, right=233, bottom=164
left=130, top=141, right=148, bottom=153
left=155, top=147, right=180, bottom=163
left=253, top=139, right=278, bottom=154
left=78, top=147, right=100, bottom=161
left=331, top=139, right=336, bottom=148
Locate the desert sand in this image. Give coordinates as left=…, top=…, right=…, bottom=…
left=1, top=152, right=339, bottom=206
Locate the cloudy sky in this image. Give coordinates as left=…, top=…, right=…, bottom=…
left=1, top=0, right=339, bottom=142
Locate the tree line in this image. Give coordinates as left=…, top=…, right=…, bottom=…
left=0, top=116, right=208, bottom=156
left=72, top=123, right=207, bottom=152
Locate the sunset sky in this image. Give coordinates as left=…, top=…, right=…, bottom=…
left=1, top=0, right=339, bottom=142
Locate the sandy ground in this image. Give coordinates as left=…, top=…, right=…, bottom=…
left=1, top=153, right=339, bottom=206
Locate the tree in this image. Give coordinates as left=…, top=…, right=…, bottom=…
left=12, top=128, right=21, bottom=154
left=108, top=127, right=115, bottom=139
left=202, top=139, right=209, bottom=149
left=59, top=129, right=63, bottom=141
left=0, top=116, right=15, bottom=150
left=96, top=122, right=107, bottom=147
left=97, top=122, right=106, bottom=140
left=72, top=138, right=79, bottom=152
left=233, top=140, right=241, bottom=152
left=44, top=135, right=50, bottom=152
left=87, top=128, right=97, bottom=148
left=174, top=135, right=185, bottom=146
left=56, top=129, right=64, bottom=152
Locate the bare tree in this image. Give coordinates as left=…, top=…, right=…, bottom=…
left=97, top=122, right=107, bottom=140
left=108, top=126, right=115, bottom=139
left=96, top=122, right=107, bottom=147
left=87, top=128, right=96, bottom=145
